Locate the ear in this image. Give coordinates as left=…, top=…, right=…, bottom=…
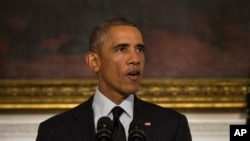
left=85, top=52, right=100, bottom=72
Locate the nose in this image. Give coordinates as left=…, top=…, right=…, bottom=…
left=128, top=49, right=143, bottom=65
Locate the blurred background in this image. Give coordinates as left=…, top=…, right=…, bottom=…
left=1, top=0, right=249, bottom=79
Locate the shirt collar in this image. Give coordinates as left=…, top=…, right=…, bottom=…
left=92, top=87, right=134, bottom=122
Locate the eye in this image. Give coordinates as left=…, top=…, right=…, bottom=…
left=117, top=46, right=126, bottom=52
left=114, top=44, right=128, bottom=52
left=136, top=46, right=145, bottom=53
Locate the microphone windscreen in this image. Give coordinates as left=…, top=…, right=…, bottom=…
left=97, top=116, right=113, bottom=131
left=129, top=120, right=146, bottom=141
left=129, top=120, right=143, bottom=131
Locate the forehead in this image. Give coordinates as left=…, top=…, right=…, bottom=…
left=106, top=25, right=143, bottom=40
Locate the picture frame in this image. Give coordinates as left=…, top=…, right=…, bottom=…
left=0, top=79, right=248, bottom=113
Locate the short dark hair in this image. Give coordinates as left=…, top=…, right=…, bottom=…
left=89, top=18, right=138, bottom=52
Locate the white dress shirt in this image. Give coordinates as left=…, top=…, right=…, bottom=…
left=92, top=87, right=134, bottom=140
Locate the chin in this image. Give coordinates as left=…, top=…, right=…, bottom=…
left=125, top=87, right=139, bottom=94
left=119, top=83, right=140, bottom=95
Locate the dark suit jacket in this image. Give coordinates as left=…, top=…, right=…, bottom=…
left=36, top=95, right=192, bottom=141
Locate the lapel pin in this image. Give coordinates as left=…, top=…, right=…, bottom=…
left=144, top=122, right=151, bottom=126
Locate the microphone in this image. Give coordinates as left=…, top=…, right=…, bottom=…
left=128, top=121, right=146, bottom=141
left=95, top=116, right=113, bottom=141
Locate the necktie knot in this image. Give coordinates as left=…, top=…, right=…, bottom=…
left=112, top=106, right=124, bottom=119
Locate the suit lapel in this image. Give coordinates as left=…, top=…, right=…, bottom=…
left=133, top=96, right=154, bottom=124
left=133, top=96, right=155, bottom=141
left=69, top=96, right=96, bottom=141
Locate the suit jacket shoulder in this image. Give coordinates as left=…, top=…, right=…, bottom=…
left=36, top=96, right=95, bottom=141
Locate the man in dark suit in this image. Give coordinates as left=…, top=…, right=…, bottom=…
left=36, top=18, right=192, bottom=141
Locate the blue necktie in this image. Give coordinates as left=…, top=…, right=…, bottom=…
left=112, top=106, right=126, bottom=141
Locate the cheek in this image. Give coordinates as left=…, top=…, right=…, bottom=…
left=100, top=54, right=126, bottom=75
left=108, top=61, right=123, bottom=73
left=100, top=57, right=120, bottom=73
left=108, top=62, right=125, bottom=78
left=141, top=56, right=145, bottom=64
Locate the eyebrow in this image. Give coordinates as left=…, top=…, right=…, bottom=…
left=113, top=43, right=145, bottom=49
left=114, top=43, right=129, bottom=48
left=137, top=43, right=145, bottom=49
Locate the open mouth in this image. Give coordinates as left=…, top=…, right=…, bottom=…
left=128, top=71, right=140, bottom=76
left=126, top=71, right=141, bottom=80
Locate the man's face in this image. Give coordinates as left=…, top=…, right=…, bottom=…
left=96, top=25, right=145, bottom=101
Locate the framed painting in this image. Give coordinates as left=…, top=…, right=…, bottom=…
left=0, top=0, right=249, bottom=112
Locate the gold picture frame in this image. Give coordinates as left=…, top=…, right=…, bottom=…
left=0, top=79, right=248, bottom=113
